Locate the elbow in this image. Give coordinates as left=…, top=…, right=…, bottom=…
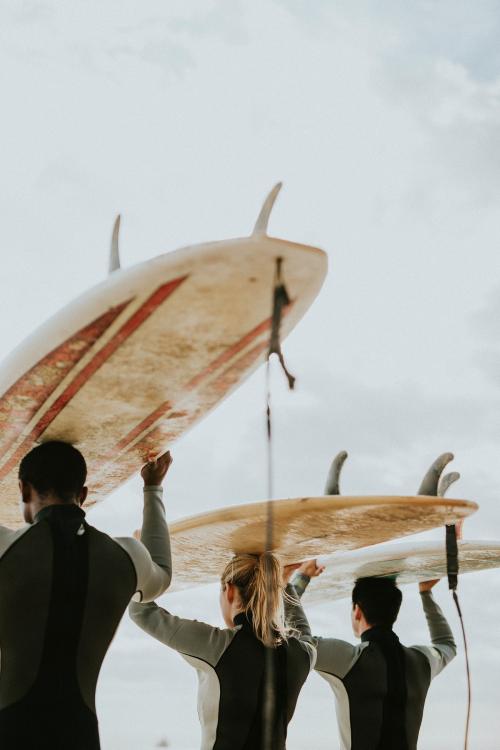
left=140, top=568, right=172, bottom=604
left=128, top=601, right=144, bottom=625
left=158, top=567, right=172, bottom=596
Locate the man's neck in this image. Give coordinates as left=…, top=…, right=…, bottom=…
left=358, top=620, right=373, bottom=636
left=30, top=497, right=80, bottom=523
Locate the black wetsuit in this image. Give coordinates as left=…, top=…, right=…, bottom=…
left=0, top=486, right=170, bottom=750
left=130, top=583, right=316, bottom=749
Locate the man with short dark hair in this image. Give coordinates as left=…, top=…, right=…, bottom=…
left=292, top=562, right=456, bottom=750
left=0, top=440, right=173, bottom=750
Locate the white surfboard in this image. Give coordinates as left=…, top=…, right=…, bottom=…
left=300, top=539, right=500, bottom=603
left=0, top=185, right=327, bottom=526
left=168, top=495, right=478, bottom=590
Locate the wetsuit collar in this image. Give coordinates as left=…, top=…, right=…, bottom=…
left=233, top=611, right=253, bottom=629
left=35, top=504, right=86, bottom=525
left=361, top=624, right=399, bottom=642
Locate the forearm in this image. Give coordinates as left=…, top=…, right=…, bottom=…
left=421, top=591, right=456, bottom=649
left=129, top=600, right=177, bottom=646
left=417, top=590, right=456, bottom=677
left=141, top=486, right=171, bottom=581
left=129, top=600, right=232, bottom=664
left=291, top=572, right=311, bottom=599
left=285, top=583, right=313, bottom=642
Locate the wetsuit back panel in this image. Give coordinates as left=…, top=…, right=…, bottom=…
left=214, top=618, right=310, bottom=750
left=0, top=507, right=137, bottom=750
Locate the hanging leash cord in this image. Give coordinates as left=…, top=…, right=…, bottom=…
left=262, top=257, right=295, bottom=750
left=446, top=523, right=471, bottom=750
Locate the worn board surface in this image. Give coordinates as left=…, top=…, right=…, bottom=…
left=302, top=539, right=500, bottom=603
left=169, top=495, right=477, bottom=589
left=0, top=235, right=327, bottom=526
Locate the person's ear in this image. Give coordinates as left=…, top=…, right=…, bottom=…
left=353, top=604, right=363, bottom=622
left=19, top=479, right=32, bottom=504
left=79, top=487, right=88, bottom=506
left=226, top=583, right=236, bottom=604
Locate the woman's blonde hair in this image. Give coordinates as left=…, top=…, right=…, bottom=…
left=221, top=552, right=288, bottom=647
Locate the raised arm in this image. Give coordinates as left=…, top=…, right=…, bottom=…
left=115, top=452, right=173, bottom=602
left=292, top=572, right=311, bottom=599
left=283, top=579, right=317, bottom=670
left=289, top=560, right=361, bottom=677
left=129, top=599, right=234, bottom=666
left=284, top=583, right=313, bottom=639
left=291, top=558, right=325, bottom=600
left=411, top=581, right=457, bottom=678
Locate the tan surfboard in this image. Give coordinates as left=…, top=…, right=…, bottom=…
left=168, top=495, right=478, bottom=590
left=300, top=539, right=500, bottom=603
left=0, top=185, right=327, bottom=526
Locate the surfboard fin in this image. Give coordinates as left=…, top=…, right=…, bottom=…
left=417, top=452, right=454, bottom=496
left=253, top=182, right=282, bottom=236
left=109, top=214, right=121, bottom=274
left=324, top=451, right=348, bottom=495
left=438, top=471, right=460, bottom=498
left=439, top=471, right=463, bottom=539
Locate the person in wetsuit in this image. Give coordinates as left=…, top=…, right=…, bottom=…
left=130, top=547, right=317, bottom=750
left=292, top=562, right=457, bottom=750
left=0, top=440, right=173, bottom=750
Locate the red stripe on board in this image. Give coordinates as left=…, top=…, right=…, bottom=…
left=114, top=401, right=173, bottom=453
left=208, top=339, right=269, bottom=394
left=111, top=338, right=271, bottom=468
left=0, top=301, right=131, bottom=460
left=0, top=275, right=188, bottom=480
left=110, top=315, right=273, bottom=455
left=186, top=316, right=272, bottom=390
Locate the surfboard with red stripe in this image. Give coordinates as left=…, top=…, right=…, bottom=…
left=0, top=185, right=327, bottom=525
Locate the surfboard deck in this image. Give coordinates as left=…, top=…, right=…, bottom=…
left=168, top=495, right=477, bottom=590
left=301, top=539, right=500, bottom=603
left=0, top=222, right=327, bottom=526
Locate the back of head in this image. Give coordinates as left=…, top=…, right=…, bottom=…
left=19, top=441, right=87, bottom=503
left=352, top=576, right=402, bottom=628
left=221, top=552, right=287, bottom=647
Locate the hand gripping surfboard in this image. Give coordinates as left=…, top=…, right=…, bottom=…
left=0, top=184, right=327, bottom=525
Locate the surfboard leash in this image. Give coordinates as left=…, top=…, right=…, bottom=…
left=446, top=522, right=471, bottom=750
left=262, top=257, right=296, bottom=750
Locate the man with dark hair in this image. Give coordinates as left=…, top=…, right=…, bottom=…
left=0, top=440, right=173, bottom=750
left=292, top=562, right=456, bottom=750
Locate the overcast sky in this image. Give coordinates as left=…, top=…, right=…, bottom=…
left=1, top=1, right=499, bottom=748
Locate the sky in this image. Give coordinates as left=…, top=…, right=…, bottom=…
left=1, top=1, right=500, bottom=748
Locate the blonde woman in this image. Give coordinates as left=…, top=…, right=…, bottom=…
left=130, top=546, right=316, bottom=749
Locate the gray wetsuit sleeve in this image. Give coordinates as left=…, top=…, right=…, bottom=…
left=129, top=600, right=234, bottom=666
left=313, top=637, right=362, bottom=679
left=284, top=583, right=316, bottom=669
left=0, top=524, right=30, bottom=556
left=411, top=591, right=457, bottom=678
left=290, top=575, right=361, bottom=678
left=291, top=572, right=310, bottom=599
left=114, top=486, right=171, bottom=602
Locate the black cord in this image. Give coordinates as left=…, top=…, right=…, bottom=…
left=452, top=590, right=472, bottom=750
left=262, top=258, right=295, bottom=750
left=446, top=523, right=471, bottom=750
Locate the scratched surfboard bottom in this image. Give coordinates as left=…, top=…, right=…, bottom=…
left=168, top=495, right=478, bottom=590
left=0, top=234, right=327, bottom=527
left=301, top=539, right=500, bottom=603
